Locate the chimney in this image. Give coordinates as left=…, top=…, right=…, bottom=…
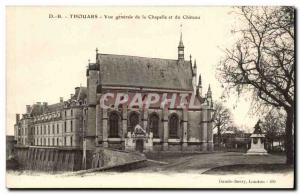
left=75, top=87, right=80, bottom=95
left=26, top=105, right=31, bottom=114
left=16, top=114, right=20, bottom=123
left=60, top=97, right=63, bottom=103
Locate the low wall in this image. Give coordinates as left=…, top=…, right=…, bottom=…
left=88, top=148, right=146, bottom=169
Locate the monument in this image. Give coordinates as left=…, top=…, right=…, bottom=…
left=247, top=120, right=268, bottom=155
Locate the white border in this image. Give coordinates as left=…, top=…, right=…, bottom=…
left=0, top=0, right=298, bottom=193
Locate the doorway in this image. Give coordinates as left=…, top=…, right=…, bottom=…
left=135, top=139, right=144, bottom=152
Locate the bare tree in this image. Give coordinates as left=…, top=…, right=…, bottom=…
left=218, top=7, right=294, bottom=164
left=261, top=109, right=286, bottom=151
left=212, top=102, right=232, bottom=148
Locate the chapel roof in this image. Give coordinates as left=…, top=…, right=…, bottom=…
left=97, top=53, right=194, bottom=91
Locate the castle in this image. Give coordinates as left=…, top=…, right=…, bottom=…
left=13, top=33, right=214, bottom=171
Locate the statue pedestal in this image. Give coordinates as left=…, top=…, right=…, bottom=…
left=247, top=134, right=268, bottom=155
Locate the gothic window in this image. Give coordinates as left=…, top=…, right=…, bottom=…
left=109, top=112, right=119, bottom=138
left=149, top=113, right=159, bottom=138
left=129, top=112, right=139, bottom=133
left=169, top=114, right=179, bottom=138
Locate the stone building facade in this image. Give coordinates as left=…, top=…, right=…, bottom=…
left=14, top=34, right=214, bottom=170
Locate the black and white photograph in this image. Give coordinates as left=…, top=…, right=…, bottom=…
left=5, top=5, right=295, bottom=189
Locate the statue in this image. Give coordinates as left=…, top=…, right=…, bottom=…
left=246, top=120, right=268, bottom=155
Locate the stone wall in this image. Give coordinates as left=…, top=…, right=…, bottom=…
left=15, top=146, right=82, bottom=171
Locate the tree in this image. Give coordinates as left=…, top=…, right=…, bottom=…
left=261, top=109, right=286, bottom=150
left=218, top=7, right=294, bottom=164
left=212, top=102, right=232, bottom=148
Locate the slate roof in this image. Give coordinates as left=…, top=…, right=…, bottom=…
left=30, top=86, right=87, bottom=116
left=97, top=54, right=194, bottom=91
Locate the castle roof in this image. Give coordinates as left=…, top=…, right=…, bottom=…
left=97, top=54, right=193, bottom=91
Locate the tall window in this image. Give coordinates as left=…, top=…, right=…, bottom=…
left=129, top=112, right=139, bottom=133
left=149, top=113, right=159, bottom=138
left=169, top=114, right=179, bottom=138
left=57, top=138, right=59, bottom=146
left=64, top=121, right=67, bottom=132
left=57, top=124, right=59, bottom=134
left=71, top=109, right=73, bottom=116
left=109, top=112, right=119, bottom=138
left=53, top=124, right=55, bottom=134
left=70, top=120, right=73, bottom=132
left=70, top=136, right=73, bottom=147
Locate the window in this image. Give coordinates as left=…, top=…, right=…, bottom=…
left=64, top=137, right=67, bottom=146
left=52, top=138, right=54, bottom=146
left=169, top=114, right=179, bottom=138
left=64, top=121, right=67, bottom=132
left=149, top=113, right=159, bottom=138
left=53, top=124, right=55, bottom=134
left=57, top=138, right=59, bottom=146
left=71, top=109, right=73, bottom=116
left=129, top=112, right=139, bottom=133
left=109, top=112, right=119, bottom=138
left=48, top=125, right=50, bottom=134
left=70, top=136, right=73, bottom=147
left=70, top=120, right=73, bottom=132
left=65, top=110, right=67, bottom=117
left=57, top=124, right=59, bottom=134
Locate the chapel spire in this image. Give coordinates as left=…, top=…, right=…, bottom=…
left=178, top=25, right=184, bottom=60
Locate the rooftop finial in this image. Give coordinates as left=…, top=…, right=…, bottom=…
left=96, top=47, right=98, bottom=54
left=198, top=74, right=202, bottom=86
left=207, top=84, right=212, bottom=97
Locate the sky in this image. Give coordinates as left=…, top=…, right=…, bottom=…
left=6, top=6, right=259, bottom=135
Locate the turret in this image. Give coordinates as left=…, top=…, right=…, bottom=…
left=207, top=84, right=212, bottom=98
left=206, top=84, right=213, bottom=107
left=196, top=74, right=202, bottom=96
left=178, top=32, right=184, bottom=60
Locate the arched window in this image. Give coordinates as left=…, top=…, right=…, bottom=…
left=129, top=112, right=139, bottom=132
left=109, top=112, right=119, bottom=138
left=149, top=113, right=159, bottom=138
left=169, top=114, right=179, bottom=138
